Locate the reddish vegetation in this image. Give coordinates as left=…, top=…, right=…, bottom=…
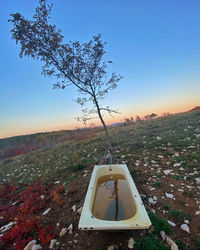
left=73, top=133, right=97, bottom=142
left=53, top=185, right=65, bottom=204
left=0, top=183, right=54, bottom=250
left=0, top=131, right=97, bottom=160
left=0, top=145, right=35, bottom=159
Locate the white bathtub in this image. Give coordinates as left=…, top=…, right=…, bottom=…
left=78, top=164, right=151, bottom=230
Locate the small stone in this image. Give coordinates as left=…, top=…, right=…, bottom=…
left=177, top=189, right=184, bottom=192
left=180, top=224, right=190, bottom=233
left=166, top=236, right=178, bottom=250
left=32, top=245, right=42, bottom=250
left=59, top=228, right=67, bottom=237
left=128, top=237, right=135, bottom=249
left=0, top=222, right=15, bottom=232
left=164, top=170, right=172, bottom=175
left=56, top=223, right=60, bottom=227
left=161, top=231, right=178, bottom=250
left=148, top=197, right=157, bottom=205
left=156, top=136, right=162, bottom=140
left=54, top=181, right=60, bottom=184
left=40, top=195, right=44, bottom=200
left=165, top=193, right=174, bottom=199
left=184, top=220, right=189, bottom=224
left=153, top=195, right=157, bottom=201
left=68, top=224, right=73, bottom=234
left=195, top=178, right=200, bottom=184
left=24, top=240, right=36, bottom=250
left=167, top=220, right=176, bottom=227
left=42, top=208, right=51, bottom=215
left=77, top=207, right=82, bottom=215
left=72, top=205, right=76, bottom=212
left=108, top=245, right=115, bottom=250
left=49, top=239, right=57, bottom=249
left=195, top=211, right=200, bottom=215
left=160, top=231, right=166, bottom=241
left=179, top=167, right=184, bottom=171
left=173, top=163, right=181, bottom=167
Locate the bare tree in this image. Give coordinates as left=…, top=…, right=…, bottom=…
left=9, top=0, right=122, bottom=154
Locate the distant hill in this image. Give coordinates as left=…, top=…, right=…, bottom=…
left=189, top=106, right=200, bottom=112
left=0, top=127, right=101, bottom=160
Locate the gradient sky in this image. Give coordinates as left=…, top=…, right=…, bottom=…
left=0, top=0, right=200, bottom=138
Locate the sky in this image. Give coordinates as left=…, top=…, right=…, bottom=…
left=0, top=0, right=200, bottom=138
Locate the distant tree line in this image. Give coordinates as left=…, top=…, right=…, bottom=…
left=123, top=113, right=158, bottom=125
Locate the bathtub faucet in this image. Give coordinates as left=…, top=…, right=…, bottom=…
left=107, top=150, right=113, bottom=165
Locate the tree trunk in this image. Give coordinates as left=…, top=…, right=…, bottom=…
left=93, top=96, right=112, bottom=153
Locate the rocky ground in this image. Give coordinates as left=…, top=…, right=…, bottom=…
left=0, top=110, right=200, bottom=249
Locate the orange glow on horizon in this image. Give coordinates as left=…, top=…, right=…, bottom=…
left=0, top=103, right=199, bottom=139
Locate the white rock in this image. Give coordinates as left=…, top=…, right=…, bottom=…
left=32, top=245, right=42, bottom=250
left=195, top=211, right=200, bottom=215
left=0, top=222, right=15, bottom=232
left=153, top=195, right=158, bottom=201
left=165, top=193, right=174, bottom=199
left=160, top=231, right=166, bottom=241
left=180, top=224, right=190, bottom=233
left=56, top=223, right=60, bottom=227
left=108, top=245, right=115, bottom=250
left=167, top=220, right=176, bottom=227
left=184, top=220, right=189, bottom=224
left=177, top=189, right=184, bottom=192
left=173, top=163, right=181, bottom=167
left=195, top=178, right=200, bottom=184
left=54, top=181, right=60, bottom=184
left=68, top=224, right=73, bottom=234
left=42, top=208, right=51, bottom=215
left=158, top=155, right=164, bottom=159
left=156, top=136, right=162, bottom=140
left=160, top=231, right=178, bottom=250
left=128, top=237, right=135, bottom=249
left=59, top=228, right=67, bottom=237
left=166, top=236, right=178, bottom=250
left=72, top=205, right=76, bottom=212
left=179, top=167, right=184, bottom=171
left=24, top=240, right=36, bottom=250
left=164, top=170, right=172, bottom=175
left=40, top=195, right=44, bottom=200
left=148, top=198, right=157, bottom=205
left=49, top=239, right=57, bottom=249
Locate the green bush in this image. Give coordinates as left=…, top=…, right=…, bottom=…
left=195, top=237, right=200, bottom=250
left=134, top=235, right=170, bottom=250
left=148, top=213, right=173, bottom=235
left=175, top=240, right=186, bottom=250
left=169, top=210, right=192, bottom=224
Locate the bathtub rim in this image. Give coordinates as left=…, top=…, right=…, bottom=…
left=78, top=164, right=151, bottom=230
